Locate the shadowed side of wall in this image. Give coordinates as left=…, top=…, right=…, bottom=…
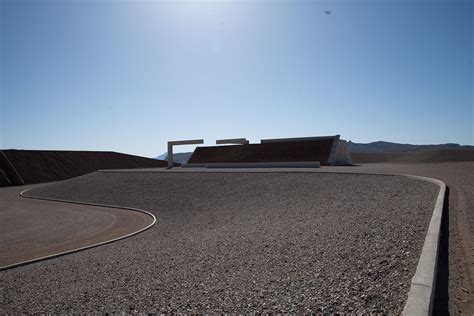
left=188, top=137, right=346, bottom=166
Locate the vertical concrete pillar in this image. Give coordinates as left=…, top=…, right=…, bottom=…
left=167, top=142, right=173, bottom=169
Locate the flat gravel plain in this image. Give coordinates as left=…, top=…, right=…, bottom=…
left=0, top=172, right=438, bottom=313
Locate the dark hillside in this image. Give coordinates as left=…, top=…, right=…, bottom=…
left=0, top=150, right=171, bottom=186
left=347, top=141, right=472, bottom=153
left=351, top=148, right=474, bottom=164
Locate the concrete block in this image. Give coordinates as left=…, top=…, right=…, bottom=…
left=167, top=139, right=204, bottom=168
left=216, top=138, right=249, bottom=145
left=205, top=161, right=321, bottom=168
left=330, top=139, right=353, bottom=166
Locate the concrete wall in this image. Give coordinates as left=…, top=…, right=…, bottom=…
left=331, top=140, right=353, bottom=166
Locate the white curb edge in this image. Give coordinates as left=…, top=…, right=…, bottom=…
left=0, top=185, right=157, bottom=271
left=401, top=175, right=446, bottom=316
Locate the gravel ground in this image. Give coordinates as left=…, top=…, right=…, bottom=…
left=0, top=172, right=438, bottom=313
left=314, top=162, right=474, bottom=314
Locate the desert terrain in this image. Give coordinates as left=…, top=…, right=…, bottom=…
left=0, top=167, right=442, bottom=313
left=1, top=158, right=472, bottom=313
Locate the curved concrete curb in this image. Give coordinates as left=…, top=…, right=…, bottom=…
left=401, top=175, right=446, bottom=316
left=0, top=185, right=157, bottom=271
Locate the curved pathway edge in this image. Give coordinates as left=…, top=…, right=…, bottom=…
left=0, top=185, right=157, bottom=271
left=400, top=175, right=446, bottom=316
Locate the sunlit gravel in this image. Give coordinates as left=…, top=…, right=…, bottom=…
left=0, top=171, right=438, bottom=313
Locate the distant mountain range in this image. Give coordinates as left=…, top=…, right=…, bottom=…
left=156, top=152, right=194, bottom=164
left=347, top=141, right=473, bottom=153
left=156, top=141, right=474, bottom=164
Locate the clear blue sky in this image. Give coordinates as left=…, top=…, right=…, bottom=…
left=1, top=0, right=472, bottom=157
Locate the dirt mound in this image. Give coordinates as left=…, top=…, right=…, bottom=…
left=0, top=150, right=170, bottom=186
left=351, top=148, right=474, bottom=163
left=188, top=139, right=336, bottom=165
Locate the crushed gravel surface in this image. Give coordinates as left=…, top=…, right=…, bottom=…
left=0, top=171, right=438, bottom=313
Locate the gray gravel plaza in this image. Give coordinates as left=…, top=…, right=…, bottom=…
left=0, top=171, right=439, bottom=313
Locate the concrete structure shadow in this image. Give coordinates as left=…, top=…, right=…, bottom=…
left=434, top=187, right=450, bottom=315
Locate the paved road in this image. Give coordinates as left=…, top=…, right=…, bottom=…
left=0, top=184, right=154, bottom=268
